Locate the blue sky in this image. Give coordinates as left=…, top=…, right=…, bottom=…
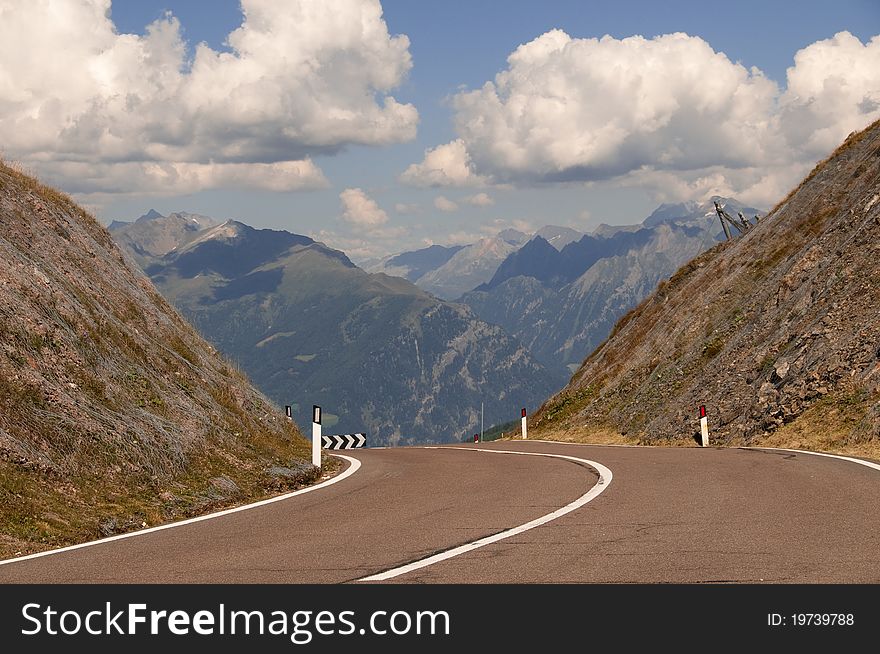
left=3, top=1, right=879, bottom=260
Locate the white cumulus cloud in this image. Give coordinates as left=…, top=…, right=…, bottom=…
left=30, top=160, right=329, bottom=195
left=340, top=188, right=389, bottom=227
left=400, top=139, right=490, bottom=187
left=0, top=0, right=417, bottom=194
left=402, top=29, right=880, bottom=206
left=433, top=195, right=459, bottom=212
left=778, top=32, right=880, bottom=157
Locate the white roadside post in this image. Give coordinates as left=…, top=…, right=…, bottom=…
left=312, top=405, right=322, bottom=468
left=284, top=405, right=293, bottom=421
left=699, top=405, right=709, bottom=447
left=521, top=407, right=528, bottom=440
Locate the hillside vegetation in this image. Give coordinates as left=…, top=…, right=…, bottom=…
left=0, top=163, right=315, bottom=558
left=532, top=120, right=880, bottom=459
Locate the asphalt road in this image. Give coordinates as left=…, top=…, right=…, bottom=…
left=1, top=441, right=878, bottom=583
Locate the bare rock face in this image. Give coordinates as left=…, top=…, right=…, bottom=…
left=0, top=164, right=313, bottom=557
left=534, top=119, right=880, bottom=449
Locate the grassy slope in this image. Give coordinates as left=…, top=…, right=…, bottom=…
left=0, top=163, right=329, bottom=558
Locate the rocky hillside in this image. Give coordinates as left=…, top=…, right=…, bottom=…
left=533, top=120, right=880, bottom=456
left=0, top=164, right=314, bottom=558
left=116, top=218, right=560, bottom=446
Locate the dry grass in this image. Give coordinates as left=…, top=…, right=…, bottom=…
left=528, top=425, right=637, bottom=446
left=534, top=397, right=880, bottom=459
left=0, top=159, right=112, bottom=248
left=0, top=445, right=334, bottom=559
left=730, top=392, right=880, bottom=462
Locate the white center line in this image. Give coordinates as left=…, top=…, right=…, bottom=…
left=357, top=446, right=612, bottom=582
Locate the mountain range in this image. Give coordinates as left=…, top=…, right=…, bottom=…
left=112, top=195, right=765, bottom=443
left=364, top=226, right=583, bottom=300
left=461, top=198, right=763, bottom=377
left=365, top=230, right=531, bottom=300
left=111, top=216, right=560, bottom=445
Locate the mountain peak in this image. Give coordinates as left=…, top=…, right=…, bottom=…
left=643, top=196, right=763, bottom=228
left=136, top=208, right=164, bottom=223
left=534, top=225, right=585, bottom=250
left=497, top=228, right=530, bottom=246
left=477, top=236, right=561, bottom=291
left=166, top=211, right=219, bottom=230
left=106, top=219, right=130, bottom=231
left=205, top=220, right=248, bottom=240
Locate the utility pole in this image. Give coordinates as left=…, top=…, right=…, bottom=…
left=714, top=200, right=751, bottom=240
left=480, top=401, right=484, bottom=442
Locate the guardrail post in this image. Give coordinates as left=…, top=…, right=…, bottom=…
left=312, top=405, right=322, bottom=468
left=699, top=405, right=709, bottom=447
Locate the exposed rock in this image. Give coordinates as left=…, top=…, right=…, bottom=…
left=773, top=361, right=791, bottom=382
left=209, top=476, right=241, bottom=496
left=266, top=463, right=313, bottom=480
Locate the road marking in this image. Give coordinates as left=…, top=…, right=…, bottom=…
left=531, top=439, right=642, bottom=448
left=752, top=447, right=880, bottom=472
left=357, top=446, right=612, bottom=582
left=0, top=454, right=361, bottom=567
left=531, top=439, right=880, bottom=472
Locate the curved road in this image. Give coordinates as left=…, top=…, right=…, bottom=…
left=1, top=441, right=878, bottom=583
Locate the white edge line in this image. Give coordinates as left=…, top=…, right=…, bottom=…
left=357, top=446, right=612, bottom=582
left=748, top=447, right=880, bottom=472
left=502, top=439, right=880, bottom=469
left=0, top=454, right=361, bottom=567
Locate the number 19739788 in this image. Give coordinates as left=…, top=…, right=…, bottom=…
left=768, top=613, right=854, bottom=627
